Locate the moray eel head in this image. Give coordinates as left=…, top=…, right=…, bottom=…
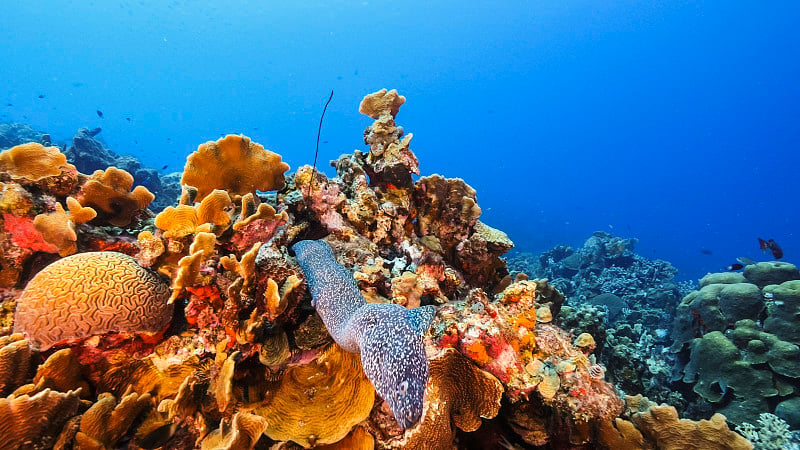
left=361, top=316, right=429, bottom=430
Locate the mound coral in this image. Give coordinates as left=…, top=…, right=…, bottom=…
left=181, top=134, right=290, bottom=201
left=13, top=251, right=173, bottom=350
left=671, top=266, right=800, bottom=425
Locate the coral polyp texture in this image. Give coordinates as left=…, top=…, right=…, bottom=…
left=0, top=90, right=758, bottom=449
left=13, top=251, right=172, bottom=350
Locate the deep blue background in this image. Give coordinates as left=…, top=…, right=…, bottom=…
left=2, top=1, right=798, bottom=280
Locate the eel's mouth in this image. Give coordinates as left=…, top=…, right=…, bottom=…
left=394, top=405, right=423, bottom=431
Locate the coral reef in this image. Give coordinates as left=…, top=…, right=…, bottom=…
left=670, top=264, right=800, bottom=426
left=509, top=232, right=689, bottom=407
left=0, top=91, right=764, bottom=449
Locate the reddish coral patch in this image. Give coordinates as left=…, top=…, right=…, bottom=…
left=3, top=213, right=58, bottom=253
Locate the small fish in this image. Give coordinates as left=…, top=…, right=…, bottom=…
left=5, top=103, right=11, bottom=106
left=700, top=249, right=713, bottom=255
left=96, top=110, right=104, bottom=118
left=167, top=137, right=171, bottom=141
left=726, top=263, right=744, bottom=271
left=737, top=256, right=755, bottom=266
left=161, top=165, right=168, bottom=170
left=758, top=238, right=784, bottom=259
left=37, top=94, right=45, bottom=99
left=322, top=140, right=328, bottom=144
left=126, top=117, right=131, bottom=121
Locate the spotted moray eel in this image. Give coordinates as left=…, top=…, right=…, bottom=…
left=292, top=240, right=435, bottom=429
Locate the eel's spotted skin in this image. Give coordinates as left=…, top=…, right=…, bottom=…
left=293, top=240, right=435, bottom=430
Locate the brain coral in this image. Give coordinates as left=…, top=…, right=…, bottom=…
left=181, top=134, right=290, bottom=201
left=13, top=251, right=173, bottom=350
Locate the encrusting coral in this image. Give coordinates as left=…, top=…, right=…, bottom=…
left=0, top=89, right=757, bottom=449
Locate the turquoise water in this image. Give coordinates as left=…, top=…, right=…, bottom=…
left=2, top=1, right=798, bottom=280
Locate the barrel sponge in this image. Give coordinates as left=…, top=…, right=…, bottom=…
left=13, top=252, right=173, bottom=351
left=181, top=135, right=290, bottom=202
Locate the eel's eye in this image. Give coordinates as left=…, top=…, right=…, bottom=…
left=398, top=380, right=409, bottom=396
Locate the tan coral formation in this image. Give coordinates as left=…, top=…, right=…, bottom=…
left=385, top=348, right=503, bottom=449
left=201, top=411, right=268, bottom=450
left=74, top=388, right=153, bottom=449
left=596, top=395, right=753, bottom=450
left=0, top=388, right=82, bottom=450
left=359, top=89, right=419, bottom=186
left=0, top=334, right=34, bottom=395
left=0, top=142, right=72, bottom=181
left=0, top=142, right=79, bottom=195
left=78, top=166, right=154, bottom=227
left=182, top=134, right=290, bottom=201
left=33, top=203, right=78, bottom=256
left=254, top=343, right=375, bottom=447
left=32, top=197, right=97, bottom=256
left=13, top=251, right=173, bottom=350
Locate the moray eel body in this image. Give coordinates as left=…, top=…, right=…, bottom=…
left=293, top=240, right=435, bottom=429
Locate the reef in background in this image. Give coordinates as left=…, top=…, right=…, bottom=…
left=510, top=233, right=800, bottom=448
left=0, top=90, right=757, bottom=449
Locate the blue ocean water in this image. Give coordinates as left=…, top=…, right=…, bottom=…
left=2, top=1, right=798, bottom=281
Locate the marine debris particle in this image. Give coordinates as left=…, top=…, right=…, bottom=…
left=292, top=239, right=435, bottom=430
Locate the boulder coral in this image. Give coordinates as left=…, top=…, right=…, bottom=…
left=671, top=265, right=800, bottom=426
left=13, top=251, right=173, bottom=350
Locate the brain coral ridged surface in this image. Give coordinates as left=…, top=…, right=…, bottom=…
left=13, top=251, right=172, bottom=350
